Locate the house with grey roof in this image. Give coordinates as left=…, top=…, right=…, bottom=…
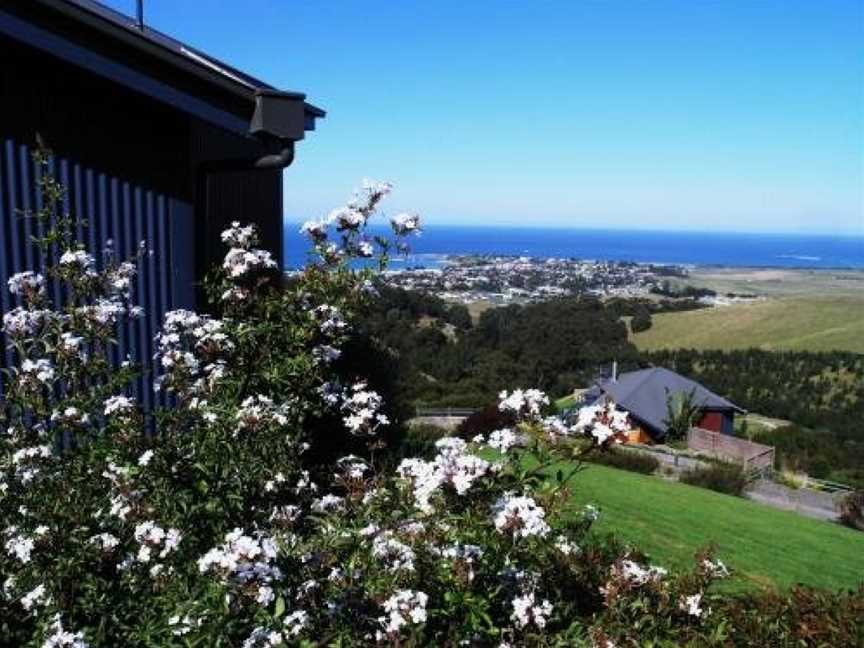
left=589, top=367, right=745, bottom=443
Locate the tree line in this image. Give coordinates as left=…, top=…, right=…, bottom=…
left=360, top=286, right=864, bottom=485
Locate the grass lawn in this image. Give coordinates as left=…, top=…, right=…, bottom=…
left=550, top=463, right=864, bottom=592
left=631, top=296, right=864, bottom=353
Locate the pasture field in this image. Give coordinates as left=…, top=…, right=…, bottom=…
left=676, top=267, right=864, bottom=298
left=631, top=296, right=864, bottom=353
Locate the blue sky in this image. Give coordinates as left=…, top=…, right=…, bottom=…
left=110, top=1, right=862, bottom=235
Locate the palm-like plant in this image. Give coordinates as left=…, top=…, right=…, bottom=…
left=663, top=387, right=701, bottom=441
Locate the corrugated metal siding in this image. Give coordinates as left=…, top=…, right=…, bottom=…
left=0, top=137, right=193, bottom=410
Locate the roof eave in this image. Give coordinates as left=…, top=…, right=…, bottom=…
left=22, top=0, right=325, bottom=138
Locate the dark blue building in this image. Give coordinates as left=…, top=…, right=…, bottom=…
left=0, top=0, right=324, bottom=405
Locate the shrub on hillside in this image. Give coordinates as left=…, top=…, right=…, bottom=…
left=752, top=425, right=864, bottom=489
left=397, top=423, right=448, bottom=460
left=588, top=448, right=660, bottom=474
left=680, top=462, right=748, bottom=496
left=839, top=491, right=864, bottom=532
left=456, top=404, right=516, bottom=439
left=630, top=309, right=653, bottom=333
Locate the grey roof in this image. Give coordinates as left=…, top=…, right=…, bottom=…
left=597, top=367, right=744, bottom=436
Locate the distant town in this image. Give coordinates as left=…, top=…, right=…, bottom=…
left=383, top=255, right=698, bottom=304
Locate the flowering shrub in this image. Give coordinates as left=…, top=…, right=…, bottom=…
left=1, top=160, right=861, bottom=646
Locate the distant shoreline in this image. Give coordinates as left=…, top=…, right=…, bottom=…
left=283, top=225, right=864, bottom=271
left=393, top=253, right=864, bottom=273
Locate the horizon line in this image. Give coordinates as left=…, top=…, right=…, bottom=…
left=282, top=218, right=864, bottom=239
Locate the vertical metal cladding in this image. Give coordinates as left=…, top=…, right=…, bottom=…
left=0, top=137, right=184, bottom=412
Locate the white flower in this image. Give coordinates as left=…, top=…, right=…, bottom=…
left=397, top=438, right=490, bottom=513
left=59, top=249, right=96, bottom=277
left=360, top=178, right=393, bottom=201
left=314, top=305, right=348, bottom=336
left=269, top=505, right=302, bottom=526
left=336, top=455, right=370, bottom=480
left=283, top=609, right=309, bottom=636
left=11, top=445, right=52, bottom=485
left=19, top=359, right=55, bottom=385
left=41, top=613, right=89, bottom=647
left=341, top=382, right=387, bottom=437
left=221, top=221, right=258, bottom=248
left=328, top=207, right=366, bottom=231
left=199, top=529, right=282, bottom=605
left=391, top=212, right=422, bottom=236
left=235, top=395, right=292, bottom=433
left=582, top=504, right=600, bottom=522
left=3, top=307, right=51, bottom=337
left=492, top=495, right=550, bottom=539
left=74, top=299, right=127, bottom=331
left=300, top=219, right=328, bottom=242
left=8, top=271, right=45, bottom=299
left=313, top=344, right=341, bottom=365
left=294, top=471, right=318, bottom=494
left=511, top=591, right=553, bottom=629
left=554, top=536, right=580, bottom=556
left=541, top=416, right=571, bottom=440
left=133, top=521, right=182, bottom=563
left=372, top=532, right=416, bottom=572
left=104, top=395, right=136, bottom=417
left=498, top=388, right=549, bottom=420
left=377, top=589, right=428, bottom=638
left=58, top=333, right=86, bottom=360
left=21, top=583, right=48, bottom=611
left=242, top=627, right=283, bottom=648
left=613, top=559, right=667, bottom=586
left=487, top=428, right=518, bottom=453
left=223, top=247, right=277, bottom=279
left=4, top=532, right=36, bottom=563
left=154, top=310, right=232, bottom=398
left=89, top=533, right=120, bottom=552
left=437, top=543, right=483, bottom=581
left=256, top=585, right=275, bottom=605
left=679, top=592, right=703, bottom=618
left=106, top=261, right=137, bottom=298
left=702, top=558, right=730, bottom=579
left=571, top=403, right=630, bottom=445
left=311, top=494, right=344, bottom=513
left=50, top=407, right=90, bottom=427
left=168, top=614, right=200, bottom=636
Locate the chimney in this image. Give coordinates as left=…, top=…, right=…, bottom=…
left=136, top=0, right=145, bottom=30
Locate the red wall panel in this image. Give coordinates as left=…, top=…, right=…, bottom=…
left=697, top=411, right=724, bottom=433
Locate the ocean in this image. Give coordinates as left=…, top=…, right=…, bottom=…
left=283, top=224, right=864, bottom=271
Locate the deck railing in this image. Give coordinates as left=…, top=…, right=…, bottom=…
left=687, top=427, right=775, bottom=479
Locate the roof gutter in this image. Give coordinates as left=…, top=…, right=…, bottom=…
left=200, top=90, right=307, bottom=172
left=200, top=137, right=295, bottom=172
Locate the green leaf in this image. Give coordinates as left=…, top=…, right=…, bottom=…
left=274, top=595, right=286, bottom=619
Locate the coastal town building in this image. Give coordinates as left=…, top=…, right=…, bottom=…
left=384, top=256, right=678, bottom=304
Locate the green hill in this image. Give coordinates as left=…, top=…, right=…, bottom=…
left=631, top=296, right=864, bottom=353
left=552, top=463, right=863, bottom=592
